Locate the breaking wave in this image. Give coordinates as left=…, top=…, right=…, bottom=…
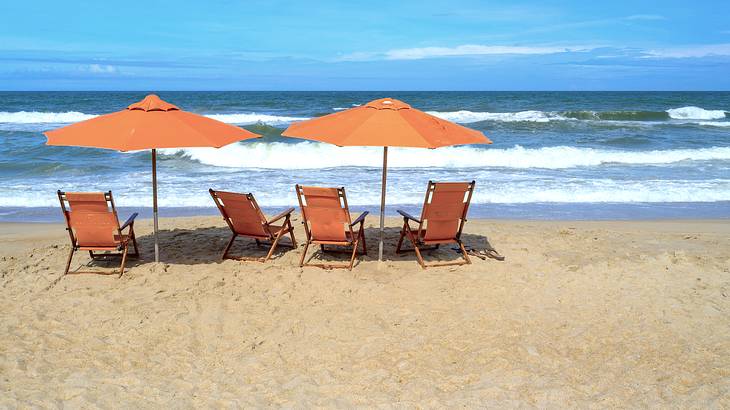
left=666, top=106, right=727, bottom=120
left=0, top=111, right=98, bottom=123
left=161, top=143, right=730, bottom=170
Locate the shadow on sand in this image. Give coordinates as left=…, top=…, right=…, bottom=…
left=66, top=224, right=499, bottom=273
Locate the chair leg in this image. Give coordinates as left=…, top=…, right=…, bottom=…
left=222, top=234, right=237, bottom=260
left=458, top=241, right=472, bottom=265
left=395, top=222, right=407, bottom=253
left=348, top=239, right=359, bottom=270
left=64, top=247, right=75, bottom=275
left=130, top=229, right=139, bottom=258
left=359, top=228, right=367, bottom=255
left=288, top=222, right=297, bottom=247
left=412, top=243, right=426, bottom=269
left=403, top=227, right=426, bottom=269
left=299, top=240, right=311, bottom=267
left=263, top=231, right=284, bottom=262
left=119, top=245, right=129, bottom=278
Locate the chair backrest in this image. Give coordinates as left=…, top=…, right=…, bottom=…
left=209, top=189, right=270, bottom=238
left=295, top=185, right=352, bottom=242
left=417, top=181, right=475, bottom=242
left=58, top=191, right=121, bottom=248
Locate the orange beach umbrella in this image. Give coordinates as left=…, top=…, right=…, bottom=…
left=45, top=94, right=260, bottom=262
left=283, top=98, right=491, bottom=261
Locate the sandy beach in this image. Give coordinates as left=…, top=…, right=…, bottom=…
left=0, top=215, right=728, bottom=407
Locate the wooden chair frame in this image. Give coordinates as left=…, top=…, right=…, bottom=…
left=395, top=181, right=475, bottom=269
left=209, top=189, right=296, bottom=263
left=58, top=190, right=139, bottom=277
left=295, top=185, right=368, bottom=270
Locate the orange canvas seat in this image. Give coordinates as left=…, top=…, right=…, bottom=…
left=396, top=181, right=475, bottom=268
left=210, top=189, right=296, bottom=262
left=295, top=185, right=368, bottom=270
left=58, top=190, right=139, bottom=276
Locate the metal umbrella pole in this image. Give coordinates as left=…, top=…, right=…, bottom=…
left=378, top=146, right=388, bottom=262
left=151, top=149, right=160, bottom=263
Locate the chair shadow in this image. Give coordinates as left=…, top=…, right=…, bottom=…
left=64, top=223, right=500, bottom=272
left=360, top=226, right=498, bottom=266
left=133, top=226, right=301, bottom=266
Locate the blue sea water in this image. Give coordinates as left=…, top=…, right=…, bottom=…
left=0, top=91, right=728, bottom=222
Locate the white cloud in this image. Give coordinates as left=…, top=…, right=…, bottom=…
left=624, top=14, right=666, bottom=21
left=87, top=64, right=117, bottom=74
left=642, top=43, right=730, bottom=58
left=385, top=44, right=592, bottom=60
left=338, top=44, right=593, bottom=61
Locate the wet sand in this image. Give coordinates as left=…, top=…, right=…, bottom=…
left=1, top=216, right=729, bottom=407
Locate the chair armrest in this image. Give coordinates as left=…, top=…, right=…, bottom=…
left=120, top=212, right=138, bottom=231
left=268, top=207, right=295, bottom=224
left=397, top=209, right=421, bottom=223
left=350, top=211, right=369, bottom=227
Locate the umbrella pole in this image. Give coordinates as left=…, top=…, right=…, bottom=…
left=379, top=146, right=388, bottom=262
left=152, top=149, right=160, bottom=263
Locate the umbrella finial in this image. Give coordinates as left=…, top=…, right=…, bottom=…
left=128, top=94, right=180, bottom=112
left=365, top=98, right=411, bottom=110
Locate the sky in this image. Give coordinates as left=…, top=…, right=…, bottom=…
left=1, top=0, right=729, bottom=91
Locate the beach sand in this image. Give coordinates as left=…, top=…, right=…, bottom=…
left=1, top=215, right=729, bottom=407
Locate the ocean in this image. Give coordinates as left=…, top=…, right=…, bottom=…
left=1, top=91, right=728, bottom=222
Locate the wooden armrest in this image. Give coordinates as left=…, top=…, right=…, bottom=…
left=397, top=209, right=421, bottom=223
left=268, top=207, right=295, bottom=224
left=120, top=212, right=138, bottom=231
left=350, top=211, right=369, bottom=227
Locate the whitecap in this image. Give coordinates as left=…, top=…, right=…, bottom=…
left=666, top=106, right=727, bottom=120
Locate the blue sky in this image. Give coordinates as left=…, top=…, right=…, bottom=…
left=1, top=0, right=729, bottom=90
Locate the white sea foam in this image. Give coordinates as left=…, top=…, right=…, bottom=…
left=426, top=110, right=565, bottom=123
left=0, top=111, right=308, bottom=126
left=2, top=108, right=727, bottom=127
left=698, top=121, right=730, bottom=127
left=4, top=175, right=729, bottom=208
left=666, top=106, right=727, bottom=120
left=0, top=111, right=98, bottom=123
left=162, top=143, right=730, bottom=170
left=204, top=113, right=309, bottom=125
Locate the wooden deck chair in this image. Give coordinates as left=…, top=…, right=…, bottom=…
left=58, top=190, right=139, bottom=277
left=395, top=181, right=475, bottom=269
left=209, top=189, right=296, bottom=262
left=295, top=185, right=368, bottom=270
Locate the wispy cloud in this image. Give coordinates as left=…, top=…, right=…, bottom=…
left=86, top=64, right=117, bottom=74
left=642, top=43, right=730, bottom=58
left=625, top=14, right=666, bottom=21
left=339, top=44, right=594, bottom=61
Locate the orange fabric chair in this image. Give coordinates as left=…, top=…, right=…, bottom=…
left=295, top=185, right=368, bottom=270
left=395, top=181, right=475, bottom=268
left=58, top=190, right=139, bottom=277
left=210, top=189, right=296, bottom=262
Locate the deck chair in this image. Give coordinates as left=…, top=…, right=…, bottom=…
left=209, top=189, right=296, bottom=262
left=295, top=185, right=368, bottom=270
left=395, top=181, right=475, bottom=269
left=58, top=190, right=139, bottom=277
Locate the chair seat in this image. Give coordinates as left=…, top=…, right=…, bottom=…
left=409, top=229, right=457, bottom=245
left=312, top=230, right=357, bottom=245
left=77, top=234, right=131, bottom=250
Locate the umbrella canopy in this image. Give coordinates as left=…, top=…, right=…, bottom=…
left=46, top=94, right=255, bottom=151
left=284, top=98, right=489, bottom=148
left=283, top=98, right=491, bottom=261
left=45, top=94, right=260, bottom=262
